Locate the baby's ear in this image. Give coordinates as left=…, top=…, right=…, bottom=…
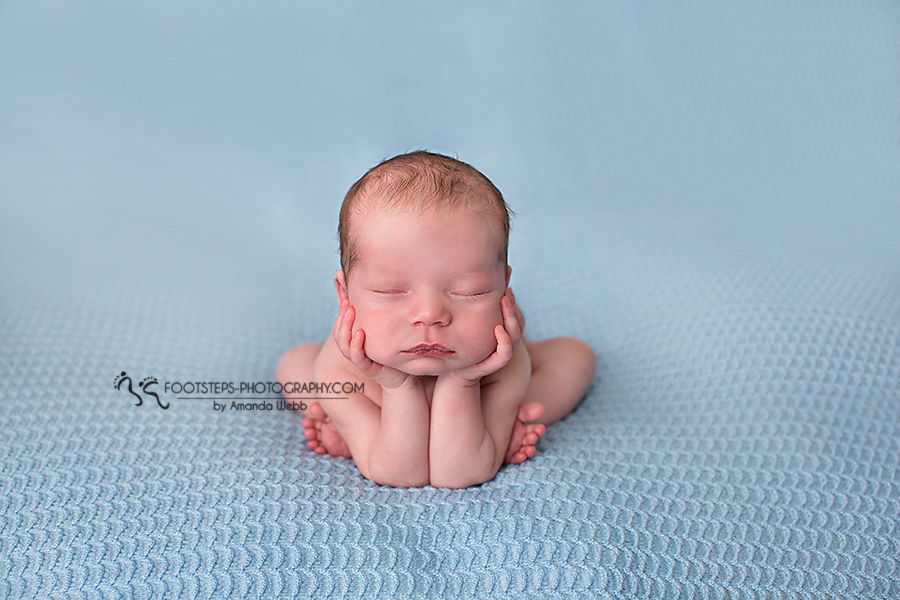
left=505, top=265, right=512, bottom=287
left=334, top=269, right=349, bottom=302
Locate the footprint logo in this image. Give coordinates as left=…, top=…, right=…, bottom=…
left=114, top=371, right=169, bottom=410
left=114, top=371, right=143, bottom=406
left=139, top=377, right=168, bottom=410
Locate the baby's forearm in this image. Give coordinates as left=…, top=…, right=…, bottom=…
left=428, top=377, right=499, bottom=489
left=366, top=380, right=431, bottom=487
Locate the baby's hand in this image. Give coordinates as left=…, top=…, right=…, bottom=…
left=445, top=288, right=524, bottom=385
left=507, top=288, right=525, bottom=338
left=333, top=298, right=418, bottom=390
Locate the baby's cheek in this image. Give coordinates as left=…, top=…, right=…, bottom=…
left=476, top=305, right=504, bottom=343
left=485, top=302, right=504, bottom=328
left=353, top=310, right=394, bottom=360
left=351, top=305, right=383, bottom=333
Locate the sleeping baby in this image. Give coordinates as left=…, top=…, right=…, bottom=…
left=277, top=151, right=595, bottom=488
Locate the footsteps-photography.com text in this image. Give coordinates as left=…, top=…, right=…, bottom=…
left=113, top=372, right=363, bottom=412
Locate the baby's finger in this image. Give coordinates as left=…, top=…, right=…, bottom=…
left=331, top=298, right=347, bottom=341
left=335, top=306, right=356, bottom=358
left=513, top=300, right=526, bottom=332
left=502, top=296, right=519, bottom=331
left=501, top=297, right=522, bottom=348
left=507, top=288, right=526, bottom=332
left=349, top=328, right=371, bottom=371
left=493, top=324, right=513, bottom=363
left=450, top=325, right=510, bottom=382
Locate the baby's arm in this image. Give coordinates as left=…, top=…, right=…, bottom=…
left=429, top=292, right=531, bottom=488
left=325, top=300, right=431, bottom=487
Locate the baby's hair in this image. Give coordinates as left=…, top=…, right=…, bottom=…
left=339, top=151, right=512, bottom=277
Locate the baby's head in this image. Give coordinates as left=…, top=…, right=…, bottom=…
left=336, top=151, right=515, bottom=376
left=339, top=151, right=511, bottom=282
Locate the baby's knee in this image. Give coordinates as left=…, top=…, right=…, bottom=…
left=276, top=343, right=321, bottom=383
left=558, top=337, right=596, bottom=378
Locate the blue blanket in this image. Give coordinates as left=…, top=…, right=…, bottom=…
left=1, top=1, right=898, bottom=597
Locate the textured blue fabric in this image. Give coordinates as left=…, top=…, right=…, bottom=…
left=1, top=1, right=898, bottom=598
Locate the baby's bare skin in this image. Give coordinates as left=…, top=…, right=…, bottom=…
left=278, top=172, right=595, bottom=488
left=294, top=285, right=537, bottom=487
left=301, top=399, right=546, bottom=464
left=279, top=289, right=550, bottom=477
left=277, top=210, right=594, bottom=487
left=278, top=320, right=593, bottom=489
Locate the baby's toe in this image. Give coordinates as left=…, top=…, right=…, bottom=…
left=517, top=402, right=544, bottom=423
left=308, top=402, right=329, bottom=420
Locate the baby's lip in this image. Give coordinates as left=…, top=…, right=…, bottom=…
left=403, top=343, right=454, bottom=356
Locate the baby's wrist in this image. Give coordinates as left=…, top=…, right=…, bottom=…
left=440, top=371, right=482, bottom=388
left=382, top=373, right=422, bottom=391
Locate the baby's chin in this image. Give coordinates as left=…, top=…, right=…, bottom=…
left=390, top=351, right=494, bottom=377
left=388, top=358, right=465, bottom=377
left=399, top=363, right=462, bottom=377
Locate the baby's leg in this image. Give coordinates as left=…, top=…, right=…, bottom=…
left=523, top=337, right=596, bottom=425
left=276, top=343, right=351, bottom=458
left=276, top=338, right=594, bottom=465
left=506, top=335, right=595, bottom=461
left=276, top=344, right=320, bottom=418
left=298, top=397, right=546, bottom=465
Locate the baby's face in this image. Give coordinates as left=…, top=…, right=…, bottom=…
left=339, top=204, right=509, bottom=377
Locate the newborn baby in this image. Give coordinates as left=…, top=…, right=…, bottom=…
left=277, top=151, right=595, bottom=488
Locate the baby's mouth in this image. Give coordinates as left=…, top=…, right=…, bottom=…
left=403, top=344, right=454, bottom=357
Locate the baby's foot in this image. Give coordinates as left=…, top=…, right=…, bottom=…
left=504, top=402, right=546, bottom=464
left=301, top=402, right=352, bottom=459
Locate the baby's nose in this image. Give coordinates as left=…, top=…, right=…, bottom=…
left=410, top=294, right=451, bottom=326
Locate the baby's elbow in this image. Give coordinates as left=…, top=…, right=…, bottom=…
left=430, top=465, right=498, bottom=490
left=370, top=472, right=430, bottom=488
left=365, top=462, right=430, bottom=488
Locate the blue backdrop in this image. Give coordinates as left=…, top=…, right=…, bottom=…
left=1, top=1, right=898, bottom=598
